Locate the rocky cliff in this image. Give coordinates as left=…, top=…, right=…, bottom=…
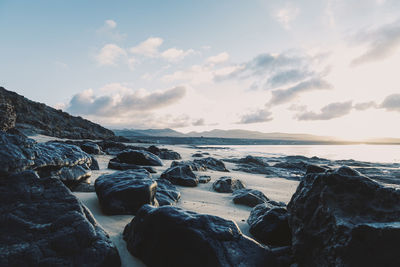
left=0, top=87, right=115, bottom=139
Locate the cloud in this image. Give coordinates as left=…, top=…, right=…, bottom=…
left=351, top=20, right=400, bottom=66
left=96, top=19, right=126, bottom=41
left=192, top=118, right=205, bottom=126
left=268, top=78, right=332, bottom=106
left=162, top=65, right=214, bottom=84
left=67, top=84, right=186, bottom=117
left=161, top=48, right=195, bottom=62
left=354, top=101, right=378, bottom=111
left=274, top=3, right=300, bottom=30
left=95, top=44, right=127, bottom=66
left=206, top=52, right=230, bottom=64
left=130, top=37, right=164, bottom=57
left=238, top=109, right=273, bottom=124
left=267, top=69, right=311, bottom=87
left=296, top=101, right=353, bottom=120
left=380, top=94, right=400, bottom=112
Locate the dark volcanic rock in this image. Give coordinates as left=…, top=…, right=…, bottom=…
left=0, top=171, right=120, bottom=266
left=0, top=87, right=115, bottom=139
left=95, top=170, right=158, bottom=215
left=248, top=203, right=291, bottom=246
left=108, top=157, right=156, bottom=173
left=147, top=145, right=181, bottom=160
left=232, top=188, right=270, bottom=207
left=155, top=179, right=181, bottom=206
left=81, top=142, right=102, bottom=155
left=194, top=157, right=229, bottom=172
left=212, top=176, right=245, bottom=193
left=160, top=165, right=199, bottom=187
left=171, top=160, right=207, bottom=171
left=306, top=164, right=328, bottom=174
left=198, top=175, right=211, bottom=183
left=123, top=205, right=279, bottom=267
left=287, top=166, right=400, bottom=267
left=89, top=156, right=100, bottom=170
left=117, top=149, right=163, bottom=166
left=192, top=153, right=204, bottom=157
left=0, top=131, right=92, bottom=186
left=0, top=100, right=16, bottom=131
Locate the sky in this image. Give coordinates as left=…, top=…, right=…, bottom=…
left=1, top=0, right=400, bottom=140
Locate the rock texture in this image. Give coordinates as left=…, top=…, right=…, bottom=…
left=0, top=87, right=115, bottom=139
left=116, top=149, right=163, bottom=166
left=160, top=165, right=199, bottom=187
left=0, top=131, right=92, bottom=187
left=147, top=145, right=181, bottom=160
left=0, top=171, right=121, bottom=266
left=171, top=160, right=207, bottom=171
left=108, top=157, right=156, bottom=173
left=95, top=170, right=158, bottom=215
left=287, top=166, right=400, bottom=267
left=248, top=203, right=291, bottom=247
left=0, top=98, right=16, bottom=131
left=155, top=179, right=181, bottom=206
left=123, top=205, right=279, bottom=267
left=232, top=188, right=270, bottom=207
left=212, top=176, right=245, bottom=193
left=194, top=157, right=229, bottom=172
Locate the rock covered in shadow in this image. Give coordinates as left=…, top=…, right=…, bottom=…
left=108, top=157, right=156, bottom=173
left=81, top=142, right=102, bottom=155
left=123, top=205, right=280, bottom=267
left=194, top=157, right=229, bottom=172
left=171, top=160, right=207, bottom=171
left=155, top=179, right=181, bottom=206
left=116, top=149, right=163, bottom=166
left=89, top=156, right=100, bottom=170
left=212, top=176, right=245, bottom=193
left=232, top=188, right=270, bottom=207
left=198, top=175, right=211, bottom=183
left=287, top=166, right=400, bottom=267
left=248, top=203, right=291, bottom=247
left=95, top=170, right=158, bottom=215
left=0, top=171, right=121, bottom=266
left=160, top=165, right=199, bottom=187
left=192, top=153, right=204, bottom=157
left=148, top=145, right=181, bottom=160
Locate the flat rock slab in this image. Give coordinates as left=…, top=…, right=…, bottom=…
left=287, top=166, right=400, bottom=267
left=212, top=176, right=245, bottom=193
left=117, top=149, right=163, bottom=166
left=95, top=170, right=158, bottom=215
left=123, top=205, right=279, bottom=267
left=160, top=165, right=199, bottom=187
left=0, top=171, right=120, bottom=266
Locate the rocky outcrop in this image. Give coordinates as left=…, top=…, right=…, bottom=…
left=287, top=166, right=400, bottom=267
left=171, top=160, right=207, bottom=171
left=248, top=203, right=291, bottom=247
left=160, top=165, right=199, bottom=187
left=212, top=176, right=245, bottom=193
left=155, top=179, right=181, bottom=206
left=232, top=188, right=270, bottom=207
left=194, top=157, right=229, bottom=172
left=0, top=87, right=115, bottom=139
left=0, top=99, right=16, bottom=131
left=123, top=205, right=280, bottom=267
left=0, top=171, right=121, bottom=266
left=116, top=149, right=163, bottom=166
left=108, top=157, right=156, bottom=173
left=0, top=131, right=92, bottom=187
left=95, top=170, right=158, bottom=215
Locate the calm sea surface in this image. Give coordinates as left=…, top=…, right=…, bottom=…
left=206, top=145, right=400, bottom=164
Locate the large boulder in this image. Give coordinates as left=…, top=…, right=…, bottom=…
left=287, top=166, right=400, bottom=267
left=212, top=176, right=245, bottom=193
left=0, top=131, right=92, bottom=187
left=0, top=171, right=120, bottom=266
left=155, top=179, right=181, bottom=206
left=81, top=142, right=102, bottom=155
left=194, top=157, right=229, bottom=172
left=248, top=203, right=291, bottom=246
left=147, top=145, right=181, bottom=160
left=232, top=188, right=270, bottom=207
left=160, top=165, right=199, bottom=187
left=123, top=205, right=279, bottom=267
left=116, top=149, right=163, bottom=166
left=171, top=160, right=207, bottom=171
left=95, top=170, right=158, bottom=215
left=108, top=157, right=156, bottom=173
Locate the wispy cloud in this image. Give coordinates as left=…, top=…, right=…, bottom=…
left=238, top=109, right=273, bottom=124
left=161, top=48, right=195, bottom=62
left=295, top=101, right=353, bottom=120
left=96, top=19, right=126, bottom=41
left=380, top=93, right=400, bottom=112
left=206, top=52, right=230, bottom=64
left=130, top=37, right=164, bottom=57
left=274, top=3, right=300, bottom=30
left=95, top=44, right=127, bottom=66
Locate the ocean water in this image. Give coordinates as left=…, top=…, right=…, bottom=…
left=202, top=144, right=400, bottom=164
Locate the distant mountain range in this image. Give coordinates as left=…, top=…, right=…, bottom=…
left=114, top=128, right=339, bottom=142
